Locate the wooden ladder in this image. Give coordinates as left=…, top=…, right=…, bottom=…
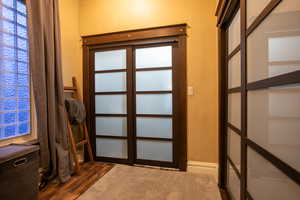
left=64, top=77, right=94, bottom=174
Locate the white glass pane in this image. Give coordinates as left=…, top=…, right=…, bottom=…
left=95, top=49, right=126, bottom=71
left=95, top=72, right=126, bottom=92
left=269, top=36, right=300, bottom=62
left=248, top=84, right=300, bottom=171
left=228, top=93, right=241, bottom=129
left=228, top=52, right=241, bottom=88
left=95, top=95, right=127, bottom=114
left=247, top=0, right=272, bottom=27
left=247, top=0, right=300, bottom=82
left=136, top=70, right=172, bottom=91
left=227, top=161, right=240, bottom=200
left=136, top=140, right=172, bottom=162
left=96, top=138, right=127, bottom=158
left=228, top=9, right=240, bottom=54
left=247, top=148, right=300, bottom=200
left=136, top=94, right=172, bottom=114
left=96, top=117, right=127, bottom=136
left=135, top=46, right=172, bottom=68
left=136, top=117, right=172, bottom=139
left=228, top=129, right=241, bottom=172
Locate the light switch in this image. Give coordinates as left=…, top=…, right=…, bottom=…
left=188, top=86, right=194, bottom=96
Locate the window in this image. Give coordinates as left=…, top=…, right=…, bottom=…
left=0, top=0, right=30, bottom=140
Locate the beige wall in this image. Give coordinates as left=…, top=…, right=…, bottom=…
left=60, top=0, right=219, bottom=163
left=59, top=0, right=82, bottom=94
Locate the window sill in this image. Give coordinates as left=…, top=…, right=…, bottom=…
left=0, top=133, right=37, bottom=147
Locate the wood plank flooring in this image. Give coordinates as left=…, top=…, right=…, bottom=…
left=39, top=162, right=114, bottom=200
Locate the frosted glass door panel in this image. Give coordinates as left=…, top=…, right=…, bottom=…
left=248, top=34, right=300, bottom=82
left=95, top=72, right=126, bottom=92
left=136, top=94, right=172, bottom=114
left=136, top=117, right=172, bottom=138
left=228, top=93, right=241, bottom=129
left=228, top=129, right=241, bottom=172
left=135, top=46, right=172, bottom=68
left=95, top=49, right=126, bottom=71
left=96, top=138, right=127, bottom=158
left=228, top=9, right=240, bottom=54
left=247, top=0, right=272, bottom=27
left=137, top=140, right=172, bottom=162
left=248, top=85, right=300, bottom=171
left=95, top=95, right=127, bottom=114
left=269, top=36, right=300, bottom=62
left=228, top=52, right=241, bottom=88
left=96, top=117, right=127, bottom=136
left=227, top=161, right=240, bottom=200
left=247, top=148, right=300, bottom=200
left=247, top=0, right=300, bottom=82
left=136, top=70, right=172, bottom=91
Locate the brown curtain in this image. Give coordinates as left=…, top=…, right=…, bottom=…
left=27, top=0, right=72, bottom=183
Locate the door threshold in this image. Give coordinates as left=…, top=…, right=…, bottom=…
left=134, top=164, right=179, bottom=171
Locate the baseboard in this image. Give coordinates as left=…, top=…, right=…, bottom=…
left=187, top=161, right=218, bottom=181
left=187, top=161, right=218, bottom=169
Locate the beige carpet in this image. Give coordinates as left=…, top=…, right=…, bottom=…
left=77, top=165, right=221, bottom=200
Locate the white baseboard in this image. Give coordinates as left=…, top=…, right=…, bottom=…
left=187, top=161, right=218, bottom=181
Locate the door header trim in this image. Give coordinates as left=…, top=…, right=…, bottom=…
left=82, top=24, right=187, bottom=46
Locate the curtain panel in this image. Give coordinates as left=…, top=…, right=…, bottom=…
left=27, top=0, right=72, bottom=183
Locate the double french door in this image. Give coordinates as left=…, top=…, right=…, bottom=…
left=88, top=41, right=185, bottom=169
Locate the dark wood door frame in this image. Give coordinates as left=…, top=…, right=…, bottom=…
left=217, top=0, right=300, bottom=200
left=82, top=24, right=187, bottom=171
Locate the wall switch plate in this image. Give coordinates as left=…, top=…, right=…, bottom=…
left=188, top=86, right=194, bottom=96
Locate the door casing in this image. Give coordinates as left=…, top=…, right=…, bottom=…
left=82, top=24, right=187, bottom=171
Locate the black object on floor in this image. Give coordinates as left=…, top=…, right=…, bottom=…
left=0, top=144, right=39, bottom=200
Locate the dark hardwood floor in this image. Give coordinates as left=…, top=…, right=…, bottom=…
left=39, top=162, right=114, bottom=200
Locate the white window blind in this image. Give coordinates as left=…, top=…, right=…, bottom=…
left=0, top=0, right=30, bottom=140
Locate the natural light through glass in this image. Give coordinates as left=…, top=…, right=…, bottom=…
left=0, top=0, right=30, bottom=140
left=135, top=46, right=172, bottom=68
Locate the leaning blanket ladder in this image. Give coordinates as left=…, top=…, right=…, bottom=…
left=64, top=77, right=94, bottom=174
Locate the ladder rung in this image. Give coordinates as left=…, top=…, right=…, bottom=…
left=64, top=86, right=77, bottom=91
left=76, top=140, right=88, bottom=147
